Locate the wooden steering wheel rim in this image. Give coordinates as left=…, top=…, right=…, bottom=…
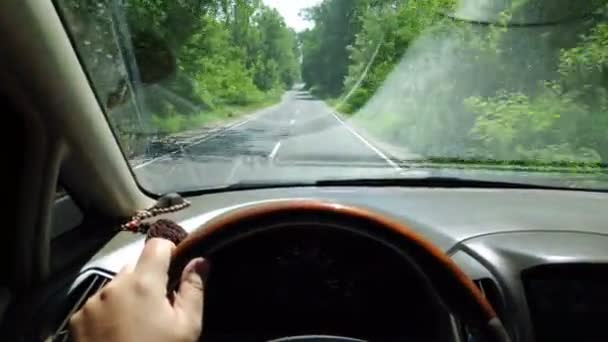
left=169, top=200, right=510, bottom=341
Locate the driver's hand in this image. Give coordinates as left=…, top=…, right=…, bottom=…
left=69, top=238, right=210, bottom=342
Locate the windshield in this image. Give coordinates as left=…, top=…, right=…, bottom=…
left=55, top=0, right=608, bottom=193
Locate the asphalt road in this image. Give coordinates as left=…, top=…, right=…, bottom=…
left=135, top=90, right=400, bottom=194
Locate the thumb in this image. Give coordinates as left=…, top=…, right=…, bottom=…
left=174, top=258, right=210, bottom=327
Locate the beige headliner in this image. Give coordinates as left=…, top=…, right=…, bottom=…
left=1, top=0, right=153, bottom=216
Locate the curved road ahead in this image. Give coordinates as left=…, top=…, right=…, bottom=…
left=135, top=90, right=400, bottom=194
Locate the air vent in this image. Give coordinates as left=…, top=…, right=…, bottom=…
left=522, top=263, right=608, bottom=342
left=48, top=273, right=111, bottom=342
left=474, top=278, right=505, bottom=321
left=459, top=278, right=508, bottom=341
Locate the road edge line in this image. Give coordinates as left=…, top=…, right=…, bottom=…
left=133, top=118, right=248, bottom=170
left=329, top=111, right=402, bottom=171
left=134, top=103, right=280, bottom=170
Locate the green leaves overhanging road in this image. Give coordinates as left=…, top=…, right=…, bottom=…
left=300, top=0, right=608, bottom=166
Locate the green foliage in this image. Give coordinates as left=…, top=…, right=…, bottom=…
left=57, top=0, right=300, bottom=157
left=466, top=18, right=608, bottom=163
left=152, top=89, right=282, bottom=134
left=466, top=87, right=594, bottom=162
left=132, top=0, right=299, bottom=114
left=304, top=0, right=608, bottom=166
left=57, top=0, right=608, bottom=168
left=559, top=23, right=608, bottom=90
left=302, top=0, right=454, bottom=100
left=300, top=0, right=372, bottom=96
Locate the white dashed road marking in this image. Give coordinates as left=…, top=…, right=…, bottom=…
left=269, top=141, right=282, bottom=159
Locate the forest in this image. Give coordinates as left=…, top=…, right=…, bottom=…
left=58, top=0, right=608, bottom=168
left=58, top=0, right=300, bottom=156
left=301, top=0, right=608, bottom=166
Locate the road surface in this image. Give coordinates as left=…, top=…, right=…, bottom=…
left=135, top=90, right=400, bottom=194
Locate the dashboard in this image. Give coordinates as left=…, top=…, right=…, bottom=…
left=38, top=187, right=608, bottom=341
left=523, top=264, right=608, bottom=342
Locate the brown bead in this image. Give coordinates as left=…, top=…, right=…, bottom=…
left=145, top=219, right=188, bottom=245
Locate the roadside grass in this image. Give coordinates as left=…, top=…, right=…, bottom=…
left=325, top=98, right=341, bottom=109
left=325, top=97, right=360, bottom=115
left=151, top=90, right=283, bottom=135
left=327, top=99, right=608, bottom=176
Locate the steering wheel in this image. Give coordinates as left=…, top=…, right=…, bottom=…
left=168, top=200, right=511, bottom=342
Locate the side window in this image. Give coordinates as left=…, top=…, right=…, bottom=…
left=52, top=184, right=83, bottom=238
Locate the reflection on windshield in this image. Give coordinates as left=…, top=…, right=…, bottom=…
left=55, top=0, right=608, bottom=193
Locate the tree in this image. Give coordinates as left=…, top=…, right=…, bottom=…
left=57, top=0, right=300, bottom=155
left=122, top=0, right=299, bottom=112
left=300, top=0, right=369, bottom=96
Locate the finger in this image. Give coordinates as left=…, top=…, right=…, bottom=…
left=174, top=258, right=209, bottom=327
left=134, top=238, right=175, bottom=287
